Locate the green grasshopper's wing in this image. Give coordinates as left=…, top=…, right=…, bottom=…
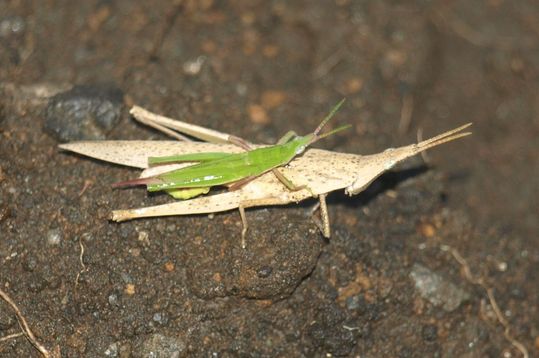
left=149, top=152, right=234, bottom=165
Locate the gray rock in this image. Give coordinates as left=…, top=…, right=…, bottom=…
left=44, top=84, right=123, bottom=142
left=410, top=263, right=470, bottom=312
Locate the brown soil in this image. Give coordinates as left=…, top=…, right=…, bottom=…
left=1, top=1, right=537, bottom=357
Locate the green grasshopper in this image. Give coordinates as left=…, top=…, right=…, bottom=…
left=112, top=100, right=350, bottom=206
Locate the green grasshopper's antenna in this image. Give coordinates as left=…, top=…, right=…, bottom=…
left=317, top=123, right=352, bottom=140
left=313, top=98, right=346, bottom=136
left=310, top=98, right=349, bottom=144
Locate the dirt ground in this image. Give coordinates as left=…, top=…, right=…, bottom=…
left=1, top=1, right=538, bottom=357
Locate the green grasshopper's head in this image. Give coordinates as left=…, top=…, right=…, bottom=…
left=294, top=99, right=350, bottom=155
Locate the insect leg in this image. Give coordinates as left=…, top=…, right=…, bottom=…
left=276, top=130, right=298, bottom=145
left=228, top=135, right=253, bottom=150
left=130, top=106, right=233, bottom=144
left=227, top=175, right=258, bottom=191
left=318, top=194, right=331, bottom=238
left=238, top=205, right=249, bottom=249
left=237, top=197, right=292, bottom=248
left=272, top=169, right=315, bottom=197
left=310, top=194, right=331, bottom=238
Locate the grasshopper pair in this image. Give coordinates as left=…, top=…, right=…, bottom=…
left=111, top=100, right=350, bottom=202
left=60, top=103, right=471, bottom=248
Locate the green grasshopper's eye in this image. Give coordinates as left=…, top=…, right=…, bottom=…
left=295, top=145, right=306, bottom=155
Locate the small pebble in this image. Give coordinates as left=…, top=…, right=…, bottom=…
left=343, top=78, right=364, bottom=94
left=124, top=284, right=136, bottom=295
left=183, top=56, right=205, bottom=75
left=46, top=228, right=62, bottom=245
left=108, top=292, right=119, bottom=307
left=261, top=90, right=286, bottom=109
left=257, top=266, right=273, bottom=278
left=163, top=261, right=175, bottom=272
left=137, top=231, right=150, bottom=245
left=22, top=256, right=38, bottom=271
left=0, top=16, right=26, bottom=37
left=418, top=222, right=436, bottom=238
left=152, top=312, right=169, bottom=325
left=248, top=104, right=270, bottom=124
left=0, top=305, right=16, bottom=330
left=410, top=263, right=470, bottom=312
left=421, top=324, right=438, bottom=342
left=120, top=272, right=133, bottom=284
left=104, top=342, right=119, bottom=357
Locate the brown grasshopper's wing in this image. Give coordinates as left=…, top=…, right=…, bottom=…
left=59, top=141, right=245, bottom=169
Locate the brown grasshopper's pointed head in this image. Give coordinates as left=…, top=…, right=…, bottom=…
left=344, top=123, right=472, bottom=196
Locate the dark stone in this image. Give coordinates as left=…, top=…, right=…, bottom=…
left=44, top=84, right=123, bottom=142
left=0, top=304, right=16, bottom=330
left=152, top=311, right=169, bottom=326
left=345, top=294, right=365, bottom=311
left=257, top=266, right=273, bottom=278
left=27, top=273, right=48, bottom=293
left=397, top=346, right=413, bottom=358
left=422, top=324, right=438, bottom=342
left=307, top=305, right=357, bottom=356
left=22, top=255, right=38, bottom=272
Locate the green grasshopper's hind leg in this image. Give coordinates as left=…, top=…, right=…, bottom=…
left=228, top=135, right=253, bottom=150
left=228, top=175, right=258, bottom=191
left=272, top=169, right=305, bottom=191
left=272, top=169, right=315, bottom=197
left=310, top=194, right=331, bottom=238
left=277, top=130, right=298, bottom=145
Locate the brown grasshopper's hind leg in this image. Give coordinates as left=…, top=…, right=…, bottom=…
left=310, top=194, right=331, bottom=238
left=238, top=197, right=291, bottom=249
left=238, top=205, right=249, bottom=249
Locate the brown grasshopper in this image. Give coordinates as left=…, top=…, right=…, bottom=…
left=60, top=105, right=471, bottom=247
